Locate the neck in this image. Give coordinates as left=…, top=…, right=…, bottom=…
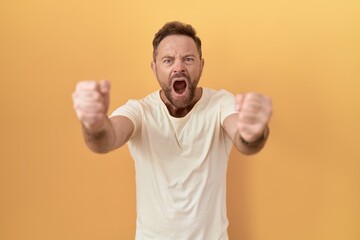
left=161, top=88, right=202, bottom=118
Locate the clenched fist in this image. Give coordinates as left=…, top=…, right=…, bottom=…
left=72, top=80, right=110, bottom=132
left=235, top=93, right=272, bottom=143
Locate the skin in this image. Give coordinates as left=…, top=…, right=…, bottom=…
left=72, top=35, right=272, bottom=154
left=72, top=80, right=133, bottom=153
left=224, top=93, right=272, bottom=154
left=151, top=35, right=204, bottom=118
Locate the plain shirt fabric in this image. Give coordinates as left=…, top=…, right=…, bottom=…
left=111, top=88, right=237, bottom=240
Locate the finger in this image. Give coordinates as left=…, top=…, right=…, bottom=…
left=76, top=80, right=98, bottom=91
left=99, top=80, right=110, bottom=94
left=242, top=101, right=262, bottom=114
left=238, top=112, right=259, bottom=124
left=99, top=80, right=110, bottom=113
left=242, top=93, right=271, bottom=114
left=74, top=89, right=102, bottom=101
left=235, top=94, right=244, bottom=111
left=74, top=100, right=106, bottom=113
left=75, top=107, right=106, bottom=125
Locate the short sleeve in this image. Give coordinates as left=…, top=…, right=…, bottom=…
left=219, top=90, right=238, bottom=126
left=110, top=99, right=143, bottom=138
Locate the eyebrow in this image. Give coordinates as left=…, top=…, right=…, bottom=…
left=161, top=55, right=175, bottom=59
left=161, top=54, right=196, bottom=60
left=184, top=54, right=196, bottom=58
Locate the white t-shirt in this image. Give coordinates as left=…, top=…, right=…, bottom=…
left=111, top=88, right=237, bottom=240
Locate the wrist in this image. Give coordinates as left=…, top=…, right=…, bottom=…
left=82, top=118, right=108, bottom=136
left=239, top=127, right=269, bottom=146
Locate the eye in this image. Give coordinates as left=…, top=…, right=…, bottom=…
left=162, top=58, right=173, bottom=65
left=184, top=57, right=194, bottom=62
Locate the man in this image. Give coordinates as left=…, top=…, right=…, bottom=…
left=72, top=21, right=272, bottom=239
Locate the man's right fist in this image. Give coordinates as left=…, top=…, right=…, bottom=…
left=72, top=80, right=110, bottom=132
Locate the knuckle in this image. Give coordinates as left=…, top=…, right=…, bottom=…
left=77, top=112, right=85, bottom=121
left=71, top=92, right=77, bottom=100
left=73, top=102, right=79, bottom=110
left=76, top=81, right=86, bottom=90
left=247, top=92, right=259, bottom=99
left=76, top=80, right=97, bottom=90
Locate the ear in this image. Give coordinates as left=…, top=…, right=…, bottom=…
left=199, top=58, right=205, bottom=76
left=151, top=61, right=156, bottom=75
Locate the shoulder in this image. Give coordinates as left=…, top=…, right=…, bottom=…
left=117, top=90, right=160, bottom=110
left=202, top=87, right=234, bottom=96
left=200, top=88, right=237, bottom=124
left=141, top=90, right=161, bottom=105
left=201, top=88, right=235, bottom=104
left=110, top=90, right=159, bottom=118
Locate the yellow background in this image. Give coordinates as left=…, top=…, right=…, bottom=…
left=1, top=0, right=359, bottom=239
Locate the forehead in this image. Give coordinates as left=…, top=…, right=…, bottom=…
left=157, top=35, right=198, bottom=57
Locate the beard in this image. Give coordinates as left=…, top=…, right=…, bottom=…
left=160, top=72, right=200, bottom=109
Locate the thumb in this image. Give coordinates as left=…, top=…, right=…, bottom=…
left=99, top=79, right=110, bottom=95
left=99, top=80, right=110, bottom=113
left=235, top=94, right=244, bottom=111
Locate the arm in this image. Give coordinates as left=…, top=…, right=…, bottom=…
left=223, top=93, right=272, bottom=155
left=81, top=115, right=134, bottom=153
left=72, top=80, right=134, bottom=154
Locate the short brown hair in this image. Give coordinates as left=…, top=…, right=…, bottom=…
left=152, top=21, right=202, bottom=61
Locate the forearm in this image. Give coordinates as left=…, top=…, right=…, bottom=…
left=234, top=126, right=269, bottom=155
left=82, top=118, right=116, bottom=154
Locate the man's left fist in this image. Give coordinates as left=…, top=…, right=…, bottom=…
left=235, top=93, right=272, bottom=143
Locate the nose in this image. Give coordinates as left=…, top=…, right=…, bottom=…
left=172, top=59, right=186, bottom=73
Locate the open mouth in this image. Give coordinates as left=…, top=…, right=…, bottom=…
left=173, top=80, right=187, bottom=95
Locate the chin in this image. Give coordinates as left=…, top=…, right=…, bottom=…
left=170, top=92, right=195, bottom=108
left=162, top=84, right=197, bottom=108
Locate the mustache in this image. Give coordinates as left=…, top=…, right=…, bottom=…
left=170, top=72, right=190, bottom=82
